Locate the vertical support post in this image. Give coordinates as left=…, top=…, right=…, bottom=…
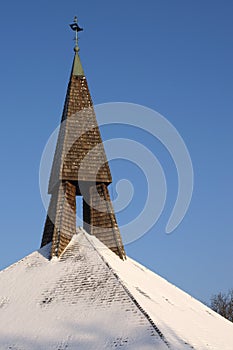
left=83, top=183, right=126, bottom=259
left=41, top=181, right=77, bottom=257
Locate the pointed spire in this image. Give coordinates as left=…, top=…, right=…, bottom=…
left=41, top=18, right=126, bottom=260
left=71, top=51, right=84, bottom=76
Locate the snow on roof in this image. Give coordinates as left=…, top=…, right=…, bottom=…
left=90, top=228, right=233, bottom=349
left=0, top=228, right=232, bottom=349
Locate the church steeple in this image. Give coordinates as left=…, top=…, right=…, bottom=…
left=41, top=18, right=126, bottom=260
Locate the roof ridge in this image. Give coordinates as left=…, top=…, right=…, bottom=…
left=79, top=227, right=170, bottom=348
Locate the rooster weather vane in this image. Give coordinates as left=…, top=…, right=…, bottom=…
left=70, top=16, right=83, bottom=50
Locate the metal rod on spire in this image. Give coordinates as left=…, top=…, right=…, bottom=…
left=70, top=16, right=83, bottom=52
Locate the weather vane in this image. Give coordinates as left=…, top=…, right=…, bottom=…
left=70, top=16, right=83, bottom=51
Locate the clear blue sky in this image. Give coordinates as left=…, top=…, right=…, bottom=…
left=0, top=0, right=232, bottom=304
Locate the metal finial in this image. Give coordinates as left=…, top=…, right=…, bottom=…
left=70, top=16, right=83, bottom=52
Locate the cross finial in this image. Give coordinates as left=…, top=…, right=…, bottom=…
left=70, top=16, right=83, bottom=53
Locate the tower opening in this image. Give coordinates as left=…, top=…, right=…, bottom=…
left=76, top=196, right=83, bottom=228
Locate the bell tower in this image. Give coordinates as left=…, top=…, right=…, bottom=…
left=41, top=17, right=125, bottom=259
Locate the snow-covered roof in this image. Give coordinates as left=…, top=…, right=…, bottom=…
left=0, top=228, right=232, bottom=349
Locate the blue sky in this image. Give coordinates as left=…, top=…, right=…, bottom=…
left=0, top=0, right=232, bottom=303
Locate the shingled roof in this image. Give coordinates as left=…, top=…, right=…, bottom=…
left=0, top=228, right=233, bottom=349
left=48, top=48, right=112, bottom=193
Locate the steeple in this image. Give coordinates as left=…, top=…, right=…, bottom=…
left=41, top=18, right=126, bottom=260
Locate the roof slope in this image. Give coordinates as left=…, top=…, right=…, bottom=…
left=0, top=229, right=232, bottom=349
